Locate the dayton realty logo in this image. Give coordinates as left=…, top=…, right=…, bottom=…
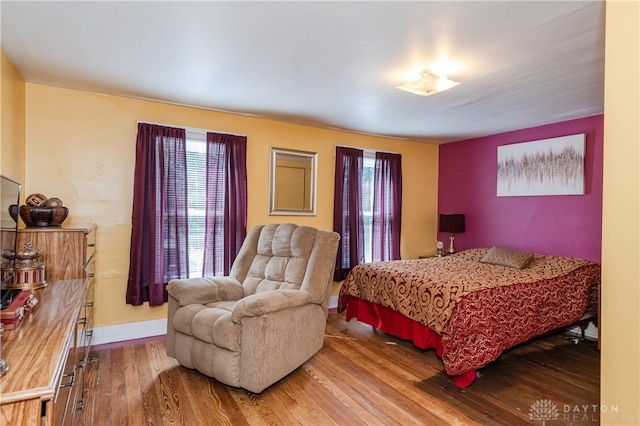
left=529, top=399, right=559, bottom=425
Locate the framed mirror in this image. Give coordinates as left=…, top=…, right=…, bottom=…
left=269, top=147, right=317, bottom=216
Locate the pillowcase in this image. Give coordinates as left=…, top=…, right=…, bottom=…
left=480, top=247, right=534, bottom=269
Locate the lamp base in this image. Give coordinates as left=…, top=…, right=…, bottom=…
left=448, top=233, right=457, bottom=255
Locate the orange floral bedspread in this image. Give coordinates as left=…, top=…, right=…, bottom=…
left=338, top=248, right=600, bottom=376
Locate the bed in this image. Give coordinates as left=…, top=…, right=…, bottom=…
left=337, top=247, right=600, bottom=387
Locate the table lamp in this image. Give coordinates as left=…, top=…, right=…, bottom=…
left=439, top=214, right=465, bottom=255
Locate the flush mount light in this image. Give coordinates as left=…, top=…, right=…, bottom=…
left=396, top=70, right=460, bottom=96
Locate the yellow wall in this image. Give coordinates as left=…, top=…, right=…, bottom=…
left=601, top=0, right=640, bottom=423
left=0, top=49, right=26, bottom=185
left=23, top=83, right=438, bottom=328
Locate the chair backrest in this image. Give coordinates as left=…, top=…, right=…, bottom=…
left=229, top=224, right=339, bottom=305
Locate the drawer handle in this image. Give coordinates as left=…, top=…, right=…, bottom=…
left=78, top=317, right=87, bottom=325
left=85, top=301, right=94, bottom=308
left=87, top=273, right=95, bottom=278
left=88, top=243, right=96, bottom=247
left=60, top=370, right=76, bottom=388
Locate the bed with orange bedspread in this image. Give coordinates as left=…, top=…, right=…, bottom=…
left=337, top=248, right=600, bottom=387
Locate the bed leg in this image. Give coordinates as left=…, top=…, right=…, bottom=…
left=572, top=322, right=588, bottom=344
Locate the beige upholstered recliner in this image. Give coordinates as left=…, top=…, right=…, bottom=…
left=166, top=223, right=340, bottom=393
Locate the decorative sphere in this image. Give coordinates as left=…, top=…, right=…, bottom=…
left=45, top=197, right=64, bottom=208
left=26, top=193, right=48, bottom=207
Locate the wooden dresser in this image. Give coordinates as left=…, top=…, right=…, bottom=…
left=17, top=224, right=96, bottom=284
left=1, top=224, right=96, bottom=425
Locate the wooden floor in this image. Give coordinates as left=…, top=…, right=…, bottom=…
left=71, top=312, right=600, bottom=425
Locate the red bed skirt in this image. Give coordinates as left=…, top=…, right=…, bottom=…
left=343, top=295, right=477, bottom=388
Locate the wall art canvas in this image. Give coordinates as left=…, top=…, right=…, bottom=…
left=497, top=134, right=585, bottom=196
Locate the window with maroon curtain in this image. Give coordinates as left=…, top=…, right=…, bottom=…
left=333, top=146, right=364, bottom=281
left=372, top=151, right=402, bottom=261
left=127, top=123, right=188, bottom=306
left=202, top=132, right=248, bottom=276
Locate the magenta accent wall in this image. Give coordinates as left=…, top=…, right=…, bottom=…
left=438, top=115, right=603, bottom=264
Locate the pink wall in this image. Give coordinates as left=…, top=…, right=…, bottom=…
left=438, top=115, right=603, bottom=263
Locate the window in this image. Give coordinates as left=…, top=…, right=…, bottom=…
left=333, top=146, right=402, bottom=281
left=185, top=131, right=206, bottom=277
left=362, top=152, right=375, bottom=263
left=127, top=123, right=247, bottom=306
left=185, top=130, right=248, bottom=278
left=358, top=152, right=400, bottom=264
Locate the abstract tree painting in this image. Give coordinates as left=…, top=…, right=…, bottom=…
left=497, top=134, right=585, bottom=196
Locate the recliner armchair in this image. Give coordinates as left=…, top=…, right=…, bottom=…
left=166, top=223, right=340, bottom=393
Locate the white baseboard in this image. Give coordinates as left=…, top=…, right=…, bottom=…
left=568, top=322, right=599, bottom=341
left=92, top=318, right=167, bottom=346
left=91, top=297, right=339, bottom=346
left=329, top=295, right=338, bottom=310
left=90, top=301, right=596, bottom=347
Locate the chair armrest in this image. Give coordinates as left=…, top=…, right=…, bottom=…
left=231, top=289, right=312, bottom=322
left=166, top=276, right=244, bottom=306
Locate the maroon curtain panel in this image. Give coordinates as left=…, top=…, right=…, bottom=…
left=333, top=146, right=365, bottom=281
left=127, top=123, right=188, bottom=306
left=372, top=151, right=402, bottom=261
left=202, top=132, right=247, bottom=276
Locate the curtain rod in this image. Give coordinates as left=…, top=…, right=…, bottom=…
left=137, top=120, right=247, bottom=138
left=334, top=144, right=400, bottom=156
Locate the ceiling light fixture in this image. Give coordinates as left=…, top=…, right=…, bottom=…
left=396, top=70, right=460, bottom=96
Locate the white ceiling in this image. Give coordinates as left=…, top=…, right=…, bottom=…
left=1, top=1, right=605, bottom=144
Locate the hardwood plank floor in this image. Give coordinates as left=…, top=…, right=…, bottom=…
left=71, top=312, right=600, bottom=425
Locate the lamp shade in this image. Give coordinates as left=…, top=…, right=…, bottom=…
left=439, top=214, right=465, bottom=233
